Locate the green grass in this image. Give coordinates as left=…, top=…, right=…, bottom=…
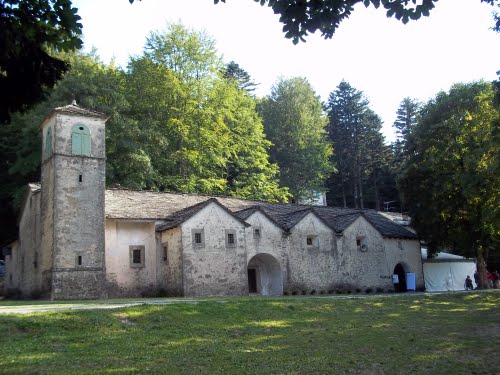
left=0, top=292, right=499, bottom=374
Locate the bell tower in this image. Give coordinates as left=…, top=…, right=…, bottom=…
left=40, top=103, right=108, bottom=299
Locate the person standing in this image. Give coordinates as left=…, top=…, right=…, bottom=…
left=487, top=271, right=494, bottom=288
left=464, top=275, right=474, bottom=291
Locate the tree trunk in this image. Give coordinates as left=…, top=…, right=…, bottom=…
left=353, top=176, right=358, bottom=208
left=476, top=248, right=489, bottom=289
left=341, top=173, right=347, bottom=208
left=374, top=171, right=380, bottom=211
left=358, top=164, right=364, bottom=209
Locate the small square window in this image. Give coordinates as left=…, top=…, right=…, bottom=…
left=129, top=245, right=145, bottom=268
left=192, top=229, right=205, bottom=248
left=306, top=235, right=319, bottom=249
left=357, top=236, right=368, bottom=252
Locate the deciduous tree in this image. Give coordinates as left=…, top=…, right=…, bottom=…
left=399, top=81, right=500, bottom=287
left=211, top=0, right=500, bottom=44
left=126, top=23, right=288, bottom=200
left=258, top=77, right=333, bottom=200
left=0, top=0, right=83, bottom=124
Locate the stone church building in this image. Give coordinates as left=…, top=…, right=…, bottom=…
left=4, top=104, right=424, bottom=300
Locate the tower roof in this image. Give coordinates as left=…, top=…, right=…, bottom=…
left=40, top=103, right=108, bottom=128
left=53, top=103, right=108, bottom=118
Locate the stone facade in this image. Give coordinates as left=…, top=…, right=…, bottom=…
left=4, top=104, right=425, bottom=299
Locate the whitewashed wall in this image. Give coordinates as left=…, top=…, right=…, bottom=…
left=105, top=219, right=159, bottom=296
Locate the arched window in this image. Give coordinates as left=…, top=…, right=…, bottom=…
left=44, top=127, right=52, bottom=160
left=71, top=123, right=91, bottom=156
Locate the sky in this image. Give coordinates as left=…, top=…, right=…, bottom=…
left=72, top=0, right=500, bottom=142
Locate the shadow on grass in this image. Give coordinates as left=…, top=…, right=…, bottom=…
left=0, top=292, right=498, bottom=374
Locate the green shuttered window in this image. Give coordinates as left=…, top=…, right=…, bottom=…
left=71, top=123, right=91, bottom=156
left=44, top=127, right=52, bottom=160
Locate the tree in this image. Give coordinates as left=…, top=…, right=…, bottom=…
left=393, top=97, right=421, bottom=142
left=212, top=0, right=500, bottom=44
left=222, top=61, right=259, bottom=94
left=126, top=23, right=289, bottom=200
left=0, top=0, right=83, bottom=124
left=391, top=97, right=421, bottom=210
left=398, top=81, right=500, bottom=288
left=325, top=80, right=391, bottom=209
left=258, top=77, right=333, bottom=200
left=129, top=0, right=500, bottom=43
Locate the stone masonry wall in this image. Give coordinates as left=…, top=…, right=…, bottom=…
left=181, top=203, right=248, bottom=297
left=286, top=213, right=337, bottom=293
left=160, top=227, right=183, bottom=296
left=49, top=112, right=106, bottom=299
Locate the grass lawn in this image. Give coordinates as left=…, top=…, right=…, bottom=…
left=0, top=292, right=499, bottom=374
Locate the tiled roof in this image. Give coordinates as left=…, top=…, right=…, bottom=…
left=104, top=189, right=417, bottom=239
left=155, top=198, right=250, bottom=232
left=105, top=189, right=257, bottom=220
left=54, top=103, right=108, bottom=119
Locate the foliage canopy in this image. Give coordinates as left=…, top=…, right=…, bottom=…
left=0, top=0, right=83, bottom=124
left=398, top=81, right=499, bottom=283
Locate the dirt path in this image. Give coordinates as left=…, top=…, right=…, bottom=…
left=0, top=291, right=444, bottom=314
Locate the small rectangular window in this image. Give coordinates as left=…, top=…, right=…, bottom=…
left=163, top=243, right=168, bottom=262
left=129, top=245, right=145, bottom=268
left=132, top=250, right=141, bottom=264
left=79, top=174, right=83, bottom=183
left=192, top=229, right=204, bottom=248
left=254, top=228, right=261, bottom=238
left=225, top=229, right=237, bottom=248
left=307, top=237, right=313, bottom=246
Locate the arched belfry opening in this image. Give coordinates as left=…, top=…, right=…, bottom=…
left=247, top=253, right=283, bottom=296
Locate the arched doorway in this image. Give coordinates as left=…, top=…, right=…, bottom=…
left=394, top=263, right=407, bottom=292
left=247, top=253, right=283, bottom=296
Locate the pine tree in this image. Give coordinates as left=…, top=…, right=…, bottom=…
left=326, top=81, right=391, bottom=209
left=222, top=61, right=259, bottom=94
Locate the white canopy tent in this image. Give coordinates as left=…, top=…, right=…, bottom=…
left=421, top=248, right=476, bottom=292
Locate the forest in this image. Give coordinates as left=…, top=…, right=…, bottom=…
left=0, top=23, right=498, bottom=276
